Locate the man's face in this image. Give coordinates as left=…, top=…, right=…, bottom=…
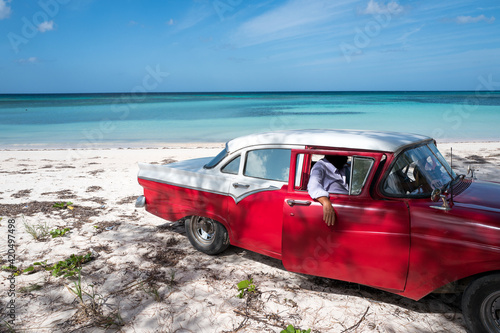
left=325, top=155, right=348, bottom=169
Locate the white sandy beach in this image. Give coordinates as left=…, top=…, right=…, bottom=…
left=1, top=141, right=500, bottom=332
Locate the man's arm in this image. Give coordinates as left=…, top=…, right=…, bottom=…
left=317, top=196, right=336, bottom=226
left=308, top=160, right=337, bottom=226
left=307, top=161, right=329, bottom=198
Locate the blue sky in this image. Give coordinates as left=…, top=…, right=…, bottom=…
left=0, top=0, right=499, bottom=93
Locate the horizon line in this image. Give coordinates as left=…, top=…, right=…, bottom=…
left=1, top=90, right=499, bottom=95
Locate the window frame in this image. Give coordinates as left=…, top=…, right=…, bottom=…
left=288, top=148, right=382, bottom=197
left=349, top=155, right=375, bottom=196
left=204, top=147, right=228, bottom=169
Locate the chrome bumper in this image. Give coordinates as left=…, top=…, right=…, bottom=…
left=135, top=195, right=146, bottom=208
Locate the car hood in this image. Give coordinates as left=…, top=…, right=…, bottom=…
left=453, top=179, right=500, bottom=212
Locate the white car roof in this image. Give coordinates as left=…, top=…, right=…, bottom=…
left=226, top=129, right=432, bottom=153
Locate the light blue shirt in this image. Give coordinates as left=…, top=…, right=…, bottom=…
left=307, top=158, right=349, bottom=199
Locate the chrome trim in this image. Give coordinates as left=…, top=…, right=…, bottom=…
left=138, top=177, right=280, bottom=204
left=135, top=195, right=146, bottom=208
left=287, top=200, right=312, bottom=207
left=234, top=186, right=280, bottom=203
left=430, top=194, right=451, bottom=211
left=232, top=183, right=250, bottom=189
left=455, top=202, right=500, bottom=215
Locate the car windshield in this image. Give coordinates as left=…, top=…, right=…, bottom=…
left=383, top=143, right=456, bottom=197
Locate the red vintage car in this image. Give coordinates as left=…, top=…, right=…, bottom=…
left=137, top=129, right=500, bottom=333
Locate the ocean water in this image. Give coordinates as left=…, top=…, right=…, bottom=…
left=0, top=92, right=499, bottom=149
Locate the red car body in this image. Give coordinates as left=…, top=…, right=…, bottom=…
left=137, top=130, right=500, bottom=332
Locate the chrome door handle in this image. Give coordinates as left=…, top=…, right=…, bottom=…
left=287, top=200, right=311, bottom=207
left=232, top=183, right=250, bottom=189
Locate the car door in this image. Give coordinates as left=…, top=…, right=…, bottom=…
left=282, top=150, right=411, bottom=292
left=224, top=147, right=294, bottom=259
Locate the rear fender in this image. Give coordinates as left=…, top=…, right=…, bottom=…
left=139, top=178, right=231, bottom=239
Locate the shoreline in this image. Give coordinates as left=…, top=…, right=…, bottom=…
left=0, top=142, right=226, bottom=151
left=1, top=139, right=499, bottom=151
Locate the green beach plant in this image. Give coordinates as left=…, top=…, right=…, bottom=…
left=23, top=215, right=50, bottom=241
left=142, top=282, right=161, bottom=302
left=19, top=283, right=43, bottom=293
left=12, top=253, right=92, bottom=278
left=1, top=320, right=15, bottom=333
left=67, top=269, right=124, bottom=328
left=236, top=278, right=256, bottom=298
left=68, top=268, right=85, bottom=304
left=167, top=269, right=177, bottom=287
left=21, top=260, right=47, bottom=274
left=53, top=201, right=74, bottom=209
left=1, top=265, right=17, bottom=271
left=45, top=252, right=92, bottom=277
left=50, top=227, right=71, bottom=238
left=281, top=324, right=311, bottom=333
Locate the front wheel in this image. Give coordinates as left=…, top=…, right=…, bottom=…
left=462, top=274, right=500, bottom=333
left=185, top=216, right=229, bottom=255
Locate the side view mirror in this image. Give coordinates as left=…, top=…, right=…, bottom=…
left=431, top=188, right=441, bottom=202
left=430, top=188, right=452, bottom=211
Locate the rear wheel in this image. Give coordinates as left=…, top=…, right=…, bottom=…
left=462, top=274, right=500, bottom=333
left=185, top=216, right=229, bottom=255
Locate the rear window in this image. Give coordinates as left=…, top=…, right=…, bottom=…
left=204, top=148, right=228, bottom=169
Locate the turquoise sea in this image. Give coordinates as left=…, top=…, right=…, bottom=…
left=1, top=92, right=499, bottom=149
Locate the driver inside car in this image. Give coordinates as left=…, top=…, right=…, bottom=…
left=307, top=155, right=350, bottom=226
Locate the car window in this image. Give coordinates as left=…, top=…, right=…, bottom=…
left=428, top=142, right=457, bottom=179
left=221, top=155, right=241, bottom=175
left=244, top=149, right=291, bottom=182
left=350, top=157, right=374, bottom=195
left=295, top=153, right=352, bottom=194
left=383, top=144, right=454, bottom=197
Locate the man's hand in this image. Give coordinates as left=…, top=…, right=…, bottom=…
left=317, top=196, right=336, bottom=226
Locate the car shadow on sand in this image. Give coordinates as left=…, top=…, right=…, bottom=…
left=164, top=220, right=466, bottom=330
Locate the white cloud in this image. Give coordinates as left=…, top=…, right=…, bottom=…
left=166, top=18, right=174, bottom=25
left=0, top=0, right=12, bottom=20
left=455, top=15, right=495, bottom=24
left=174, top=4, right=212, bottom=32
left=232, top=0, right=352, bottom=47
left=397, top=25, right=423, bottom=42
left=38, top=20, right=55, bottom=32
left=17, top=57, right=39, bottom=64
left=361, top=0, right=403, bottom=15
